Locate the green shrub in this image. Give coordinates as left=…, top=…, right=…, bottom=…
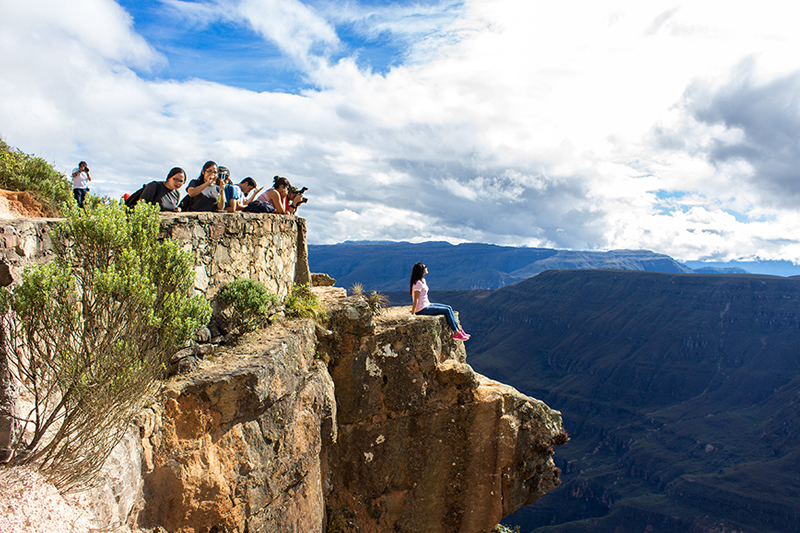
left=367, top=291, right=389, bottom=314
left=0, top=200, right=211, bottom=491
left=349, top=281, right=388, bottom=314
left=349, top=282, right=364, bottom=296
left=285, top=283, right=326, bottom=320
left=217, top=278, right=281, bottom=333
left=0, top=138, right=72, bottom=215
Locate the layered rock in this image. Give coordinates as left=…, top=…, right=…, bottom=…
left=136, top=319, right=336, bottom=533
left=319, top=288, right=565, bottom=533
left=132, top=288, right=564, bottom=533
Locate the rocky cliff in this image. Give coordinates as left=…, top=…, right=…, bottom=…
left=130, top=286, right=564, bottom=533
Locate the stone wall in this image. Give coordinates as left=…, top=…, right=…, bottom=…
left=0, top=213, right=311, bottom=298
left=159, top=212, right=310, bottom=300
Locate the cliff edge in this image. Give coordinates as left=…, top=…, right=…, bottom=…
left=132, top=287, right=564, bottom=532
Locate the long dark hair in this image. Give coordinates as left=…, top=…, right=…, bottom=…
left=167, top=167, right=186, bottom=180
left=198, top=160, right=217, bottom=179
left=409, top=262, right=426, bottom=294
left=273, top=175, right=291, bottom=189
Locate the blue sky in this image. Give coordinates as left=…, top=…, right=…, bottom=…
left=2, top=0, right=800, bottom=263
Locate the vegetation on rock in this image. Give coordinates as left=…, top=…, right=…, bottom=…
left=0, top=201, right=211, bottom=491
left=0, top=138, right=72, bottom=216
left=285, top=283, right=326, bottom=320
left=217, top=278, right=281, bottom=333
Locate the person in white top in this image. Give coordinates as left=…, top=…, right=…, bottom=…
left=71, top=161, right=91, bottom=208
left=410, top=262, right=470, bottom=341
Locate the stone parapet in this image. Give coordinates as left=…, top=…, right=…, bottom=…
left=158, top=212, right=307, bottom=300
left=0, top=213, right=310, bottom=300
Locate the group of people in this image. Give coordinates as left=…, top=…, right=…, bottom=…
left=74, top=162, right=468, bottom=340
left=126, top=161, right=306, bottom=214
left=74, top=161, right=303, bottom=215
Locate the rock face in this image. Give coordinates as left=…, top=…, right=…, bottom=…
left=133, top=288, right=564, bottom=533
left=319, top=288, right=565, bottom=533
left=136, top=319, right=336, bottom=533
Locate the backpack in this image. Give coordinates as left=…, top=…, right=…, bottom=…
left=242, top=201, right=275, bottom=213
left=178, top=194, right=194, bottom=212
left=124, top=184, right=147, bottom=208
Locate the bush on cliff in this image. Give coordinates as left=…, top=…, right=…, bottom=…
left=0, top=201, right=211, bottom=491
left=218, top=278, right=281, bottom=332
left=285, top=283, right=326, bottom=320
left=0, top=137, right=72, bottom=215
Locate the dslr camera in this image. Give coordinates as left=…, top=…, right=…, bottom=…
left=289, top=185, right=309, bottom=206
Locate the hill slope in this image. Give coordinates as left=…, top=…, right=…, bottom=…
left=308, top=241, right=690, bottom=290
left=424, top=271, right=800, bottom=533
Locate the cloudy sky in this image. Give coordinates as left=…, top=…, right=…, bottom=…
left=2, top=0, right=800, bottom=262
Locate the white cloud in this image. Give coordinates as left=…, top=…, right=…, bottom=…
left=3, top=0, right=800, bottom=262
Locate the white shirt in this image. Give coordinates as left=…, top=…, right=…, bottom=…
left=72, top=168, right=90, bottom=189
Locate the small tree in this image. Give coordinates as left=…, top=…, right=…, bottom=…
left=0, top=201, right=211, bottom=491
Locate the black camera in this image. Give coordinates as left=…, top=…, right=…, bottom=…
left=289, top=185, right=309, bottom=207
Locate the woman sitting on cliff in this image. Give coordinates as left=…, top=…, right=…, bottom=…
left=410, top=262, right=470, bottom=341
left=244, top=176, right=299, bottom=214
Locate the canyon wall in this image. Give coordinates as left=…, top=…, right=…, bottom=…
left=133, top=287, right=564, bottom=533
left=0, top=214, right=565, bottom=532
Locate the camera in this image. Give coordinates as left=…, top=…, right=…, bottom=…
left=289, top=185, right=309, bottom=207
left=217, top=167, right=230, bottom=181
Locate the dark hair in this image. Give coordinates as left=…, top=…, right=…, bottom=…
left=240, top=177, right=257, bottom=188
left=409, top=262, right=426, bottom=295
left=272, top=175, right=291, bottom=189
left=167, top=167, right=186, bottom=180
left=79, top=161, right=87, bottom=167
left=198, top=161, right=217, bottom=179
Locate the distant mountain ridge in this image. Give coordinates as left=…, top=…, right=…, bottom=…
left=423, top=270, right=800, bottom=533
left=308, top=241, right=692, bottom=290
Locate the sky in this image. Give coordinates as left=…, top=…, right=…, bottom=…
left=2, top=0, right=800, bottom=262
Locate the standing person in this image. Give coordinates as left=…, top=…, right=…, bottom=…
left=410, top=262, right=470, bottom=341
left=183, top=161, right=222, bottom=212
left=71, top=161, right=91, bottom=208
left=127, top=167, right=185, bottom=212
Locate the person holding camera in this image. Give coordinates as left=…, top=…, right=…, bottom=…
left=183, top=161, right=222, bottom=212
left=287, top=185, right=308, bottom=211
left=71, top=161, right=91, bottom=208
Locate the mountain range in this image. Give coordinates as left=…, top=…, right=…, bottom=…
left=381, top=271, right=800, bottom=532
left=308, top=241, right=796, bottom=292
left=309, top=242, right=800, bottom=532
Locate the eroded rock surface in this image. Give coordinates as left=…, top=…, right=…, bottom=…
left=124, top=288, right=563, bottom=533
left=136, top=319, right=336, bottom=533
left=319, top=288, right=565, bottom=533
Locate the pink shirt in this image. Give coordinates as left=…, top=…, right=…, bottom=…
left=412, top=279, right=430, bottom=313
left=255, top=189, right=289, bottom=212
